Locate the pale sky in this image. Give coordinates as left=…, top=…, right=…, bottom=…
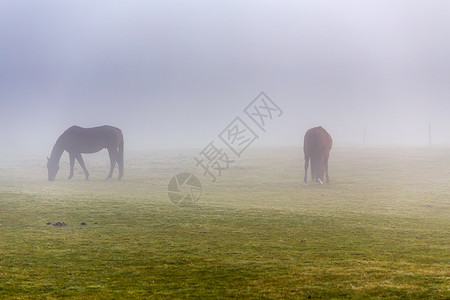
left=1, top=1, right=449, bottom=155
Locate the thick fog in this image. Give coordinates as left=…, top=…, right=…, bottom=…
left=1, top=1, right=449, bottom=155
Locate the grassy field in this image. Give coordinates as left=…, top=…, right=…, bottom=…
left=0, top=147, right=449, bottom=299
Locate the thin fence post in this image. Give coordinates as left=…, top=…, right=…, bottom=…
left=363, top=126, right=366, bottom=145
left=428, top=123, right=432, bottom=146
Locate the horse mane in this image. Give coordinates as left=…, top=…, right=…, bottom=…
left=49, top=134, right=65, bottom=163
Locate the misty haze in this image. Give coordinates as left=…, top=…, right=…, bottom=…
left=1, top=1, right=449, bottom=154
left=0, top=1, right=449, bottom=299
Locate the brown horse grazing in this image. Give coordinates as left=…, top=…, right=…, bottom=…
left=47, top=125, right=124, bottom=181
left=303, top=126, right=332, bottom=184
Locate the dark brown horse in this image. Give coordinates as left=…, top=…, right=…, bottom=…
left=303, top=126, right=332, bottom=184
left=47, top=125, right=124, bottom=181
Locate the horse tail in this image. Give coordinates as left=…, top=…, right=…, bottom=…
left=118, top=134, right=124, bottom=179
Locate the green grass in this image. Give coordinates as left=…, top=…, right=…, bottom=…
left=0, top=147, right=449, bottom=299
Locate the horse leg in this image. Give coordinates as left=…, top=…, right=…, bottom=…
left=304, top=155, right=309, bottom=183
left=117, top=139, right=124, bottom=180
left=106, top=148, right=117, bottom=180
left=75, top=153, right=89, bottom=180
left=68, top=153, right=75, bottom=179
left=325, top=156, right=330, bottom=183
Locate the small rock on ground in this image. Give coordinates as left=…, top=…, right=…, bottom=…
left=52, top=222, right=67, bottom=226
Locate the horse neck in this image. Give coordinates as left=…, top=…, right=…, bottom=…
left=49, top=139, right=65, bottom=164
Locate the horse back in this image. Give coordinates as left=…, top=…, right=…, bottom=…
left=304, top=126, right=332, bottom=158
left=61, top=125, right=123, bottom=153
